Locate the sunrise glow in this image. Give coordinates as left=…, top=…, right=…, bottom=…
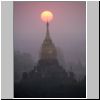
left=41, top=11, right=53, bottom=23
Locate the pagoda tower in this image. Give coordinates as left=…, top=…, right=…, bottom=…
left=40, top=22, right=57, bottom=61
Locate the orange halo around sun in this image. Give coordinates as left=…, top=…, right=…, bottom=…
left=41, top=11, right=53, bottom=23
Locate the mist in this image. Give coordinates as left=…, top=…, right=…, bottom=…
left=14, top=1, right=86, bottom=79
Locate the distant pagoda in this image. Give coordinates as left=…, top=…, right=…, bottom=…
left=34, top=12, right=67, bottom=80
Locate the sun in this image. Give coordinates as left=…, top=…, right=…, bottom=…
left=41, top=11, right=53, bottom=23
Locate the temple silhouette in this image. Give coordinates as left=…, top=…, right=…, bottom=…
left=33, top=22, right=68, bottom=81
left=14, top=21, right=86, bottom=98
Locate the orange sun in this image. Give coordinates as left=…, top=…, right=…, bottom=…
left=41, top=11, right=53, bottom=23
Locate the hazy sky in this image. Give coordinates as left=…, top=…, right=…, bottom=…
left=14, top=1, right=86, bottom=65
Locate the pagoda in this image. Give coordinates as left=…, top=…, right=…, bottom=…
left=34, top=11, right=67, bottom=80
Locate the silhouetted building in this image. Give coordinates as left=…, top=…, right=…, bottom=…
left=31, top=21, right=68, bottom=81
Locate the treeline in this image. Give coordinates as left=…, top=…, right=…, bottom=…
left=14, top=51, right=86, bottom=98
left=14, top=51, right=34, bottom=81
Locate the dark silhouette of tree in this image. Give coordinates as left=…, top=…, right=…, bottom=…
left=14, top=51, right=34, bottom=82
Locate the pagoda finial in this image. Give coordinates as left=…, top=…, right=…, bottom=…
left=46, top=22, right=49, bottom=33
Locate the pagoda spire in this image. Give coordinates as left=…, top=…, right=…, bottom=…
left=46, top=21, right=51, bottom=40
left=40, top=21, right=58, bottom=61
